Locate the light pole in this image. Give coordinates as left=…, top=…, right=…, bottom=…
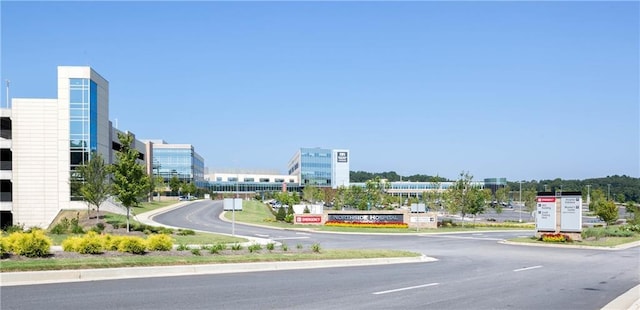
left=586, top=185, right=591, bottom=207
left=519, top=180, right=523, bottom=223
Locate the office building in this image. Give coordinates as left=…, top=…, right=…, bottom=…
left=145, top=140, right=205, bottom=187
left=287, top=147, right=349, bottom=188
left=0, top=66, right=148, bottom=229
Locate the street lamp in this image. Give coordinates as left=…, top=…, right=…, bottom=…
left=519, top=180, right=523, bottom=223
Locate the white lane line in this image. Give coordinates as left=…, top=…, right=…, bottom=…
left=373, top=283, right=439, bottom=295
left=255, top=234, right=269, bottom=237
left=513, top=265, right=543, bottom=272
left=272, top=237, right=310, bottom=240
left=296, top=232, right=311, bottom=235
left=423, top=235, right=503, bottom=241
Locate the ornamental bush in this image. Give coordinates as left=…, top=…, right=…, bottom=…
left=103, top=235, right=124, bottom=251
left=62, top=236, right=82, bottom=252
left=7, top=229, right=52, bottom=258
left=117, top=236, right=147, bottom=254
left=75, top=231, right=104, bottom=254
left=146, top=234, right=173, bottom=251
left=0, top=236, right=8, bottom=256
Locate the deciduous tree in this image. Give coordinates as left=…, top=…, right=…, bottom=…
left=111, top=132, right=150, bottom=231
left=76, top=152, right=111, bottom=223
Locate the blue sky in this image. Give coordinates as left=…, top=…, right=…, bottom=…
left=1, top=1, right=638, bottom=181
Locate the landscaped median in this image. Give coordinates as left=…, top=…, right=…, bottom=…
left=224, top=200, right=536, bottom=232
left=505, top=225, right=640, bottom=249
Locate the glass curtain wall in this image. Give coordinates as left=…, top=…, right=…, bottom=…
left=300, top=148, right=332, bottom=186
left=69, top=78, right=97, bottom=200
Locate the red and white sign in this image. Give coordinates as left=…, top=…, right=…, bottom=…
left=295, top=215, right=322, bottom=224
left=537, top=197, right=556, bottom=203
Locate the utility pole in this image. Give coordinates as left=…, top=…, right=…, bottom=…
left=586, top=185, right=591, bottom=207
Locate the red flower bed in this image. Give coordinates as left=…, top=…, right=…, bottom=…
left=325, top=221, right=408, bottom=229
left=540, top=233, right=572, bottom=243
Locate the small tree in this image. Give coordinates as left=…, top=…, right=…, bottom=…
left=594, top=199, right=618, bottom=225
left=276, top=205, right=286, bottom=221
left=111, top=132, right=150, bottom=231
left=169, top=175, right=181, bottom=196
left=76, top=152, right=111, bottom=223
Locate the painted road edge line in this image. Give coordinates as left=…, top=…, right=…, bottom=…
left=373, top=283, right=439, bottom=295
left=513, top=265, right=543, bottom=272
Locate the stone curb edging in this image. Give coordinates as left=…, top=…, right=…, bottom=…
left=0, top=255, right=436, bottom=287
left=499, top=240, right=640, bottom=251
left=601, top=284, right=640, bottom=310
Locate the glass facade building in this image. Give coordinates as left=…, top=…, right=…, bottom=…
left=287, top=147, right=350, bottom=188
left=152, top=143, right=205, bottom=185
left=69, top=78, right=99, bottom=200
left=300, top=147, right=332, bottom=186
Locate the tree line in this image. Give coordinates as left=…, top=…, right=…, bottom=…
left=351, top=171, right=640, bottom=203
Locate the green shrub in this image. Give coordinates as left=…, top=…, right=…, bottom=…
left=190, top=248, right=201, bottom=256
left=622, top=224, right=640, bottom=233
left=604, top=227, right=634, bottom=237
left=582, top=228, right=605, bottom=240
left=176, top=243, right=189, bottom=251
left=311, top=243, right=321, bottom=253
left=50, top=223, right=67, bottom=235
left=90, top=223, right=106, bottom=234
left=266, top=242, right=275, bottom=251
left=159, top=227, right=174, bottom=234
left=117, top=236, right=147, bottom=254
left=7, top=230, right=52, bottom=258
left=276, top=206, right=286, bottom=221
left=281, top=243, right=288, bottom=252
left=209, top=243, right=226, bottom=254
left=248, top=243, right=262, bottom=253
left=230, top=243, right=242, bottom=251
left=146, top=234, right=173, bottom=251
left=176, top=229, right=195, bottom=236
left=296, top=243, right=303, bottom=250
left=50, top=218, right=71, bottom=234
left=4, top=224, right=25, bottom=234
left=76, top=231, right=104, bottom=254
left=284, top=214, right=294, bottom=223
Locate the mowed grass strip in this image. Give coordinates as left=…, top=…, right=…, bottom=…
left=0, top=249, right=420, bottom=272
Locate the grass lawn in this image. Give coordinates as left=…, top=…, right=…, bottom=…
left=0, top=249, right=420, bottom=272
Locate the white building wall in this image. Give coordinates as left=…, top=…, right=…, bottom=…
left=287, top=150, right=301, bottom=184
left=332, top=149, right=350, bottom=189
left=12, top=98, right=60, bottom=227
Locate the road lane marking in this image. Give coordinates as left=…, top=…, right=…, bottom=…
left=423, top=235, right=503, bottom=241
left=296, top=232, right=311, bottom=235
left=271, top=237, right=310, bottom=240
left=373, top=283, right=439, bottom=295
left=513, top=265, right=543, bottom=272
left=255, top=234, right=269, bottom=237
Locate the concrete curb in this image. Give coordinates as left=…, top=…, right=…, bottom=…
left=601, top=284, right=640, bottom=310
left=0, top=255, right=437, bottom=287
left=499, top=240, right=640, bottom=251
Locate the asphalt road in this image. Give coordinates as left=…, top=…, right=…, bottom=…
left=1, top=200, right=638, bottom=310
